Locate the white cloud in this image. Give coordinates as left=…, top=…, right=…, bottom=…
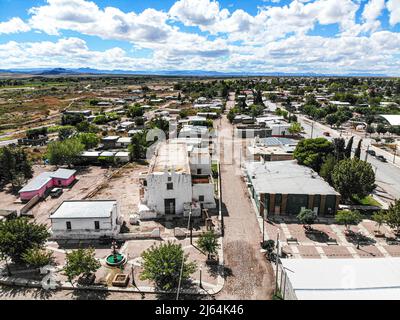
left=169, top=0, right=229, bottom=27
left=362, top=0, right=385, bottom=22
left=0, top=17, right=31, bottom=34
left=0, top=38, right=156, bottom=70
left=387, top=0, right=400, bottom=26
left=0, top=0, right=400, bottom=75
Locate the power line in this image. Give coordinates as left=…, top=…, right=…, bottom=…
left=176, top=208, right=192, bottom=300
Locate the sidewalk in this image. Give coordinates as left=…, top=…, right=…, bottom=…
left=0, top=235, right=225, bottom=297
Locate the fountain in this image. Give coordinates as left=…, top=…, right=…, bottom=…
left=105, top=240, right=127, bottom=267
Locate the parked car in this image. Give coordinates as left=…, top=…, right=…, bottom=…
left=376, top=155, right=387, bottom=162
left=50, top=188, right=63, bottom=198
left=367, top=150, right=376, bottom=156
left=323, top=131, right=330, bottom=137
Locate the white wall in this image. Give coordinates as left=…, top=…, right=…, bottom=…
left=145, top=172, right=192, bottom=214
left=190, top=152, right=212, bottom=175
left=192, top=183, right=216, bottom=208
left=51, top=204, right=121, bottom=239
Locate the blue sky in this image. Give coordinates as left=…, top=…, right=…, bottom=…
left=0, top=0, right=400, bottom=74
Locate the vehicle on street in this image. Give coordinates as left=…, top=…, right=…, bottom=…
left=50, top=188, right=63, bottom=198
left=367, top=150, right=376, bottom=156
left=376, top=155, right=387, bottom=162
left=323, top=131, right=330, bottom=137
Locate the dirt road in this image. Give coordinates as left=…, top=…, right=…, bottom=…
left=216, top=94, right=274, bottom=300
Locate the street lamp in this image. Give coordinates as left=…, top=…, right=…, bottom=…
left=199, top=267, right=203, bottom=289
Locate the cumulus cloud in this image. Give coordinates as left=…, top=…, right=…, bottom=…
left=0, top=0, right=400, bottom=74
left=0, top=17, right=31, bottom=34
left=387, top=0, right=400, bottom=26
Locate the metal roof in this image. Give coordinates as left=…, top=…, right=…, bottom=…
left=258, top=137, right=298, bottom=147
left=380, top=115, right=400, bottom=126
left=19, top=172, right=52, bottom=193
left=51, top=168, right=76, bottom=180
left=245, top=160, right=339, bottom=195
left=50, top=200, right=117, bottom=219
left=281, top=258, right=400, bottom=300
left=19, top=169, right=76, bottom=193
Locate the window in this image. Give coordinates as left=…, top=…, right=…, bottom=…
left=66, top=221, right=71, bottom=230
left=199, top=195, right=205, bottom=202
left=94, top=221, right=100, bottom=230
left=168, top=177, right=172, bottom=182
left=167, top=183, right=173, bottom=190
left=197, top=168, right=202, bottom=175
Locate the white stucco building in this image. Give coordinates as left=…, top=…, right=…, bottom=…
left=139, top=141, right=216, bottom=219
left=50, top=200, right=122, bottom=239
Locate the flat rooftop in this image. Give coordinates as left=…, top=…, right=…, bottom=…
left=50, top=200, right=117, bottom=219
left=149, top=142, right=190, bottom=174
left=245, top=160, right=339, bottom=195
left=19, top=169, right=76, bottom=193
left=281, top=258, right=400, bottom=300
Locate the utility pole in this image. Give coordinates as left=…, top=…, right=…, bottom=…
left=394, top=146, right=397, bottom=164
left=365, top=144, right=370, bottom=162
left=274, top=233, right=280, bottom=295
left=310, top=121, right=314, bottom=139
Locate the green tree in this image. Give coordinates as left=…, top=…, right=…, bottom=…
left=354, top=139, right=362, bottom=159
left=46, top=138, right=85, bottom=167
left=149, top=116, right=169, bottom=137
left=227, top=109, right=236, bottom=123
left=332, top=158, right=375, bottom=202
left=332, top=138, right=346, bottom=161
left=319, top=154, right=337, bottom=185
left=140, top=241, right=196, bottom=291
left=0, top=218, right=49, bottom=263
left=376, top=124, right=387, bottom=135
left=326, top=113, right=338, bottom=127
left=385, top=199, right=400, bottom=234
left=293, top=138, right=333, bottom=172
left=0, top=146, right=33, bottom=186
left=297, top=208, right=317, bottom=229
left=335, top=210, right=363, bottom=231
left=64, top=248, right=100, bottom=285
left=344, top=136, right=354, bottom=158
left=288, top=122, right=302, bottom=135
left=77, top=133, right=99, bottom=149
left=129, top=131, right=148, bottom=160
left=22, top=247, right=54, bottom=268
left=127, top=104, right=144, bottom=118
left=366, top=125, right=375, bottom=135
left=76, top=121, right=99, bottom=133
left=58, top=126, right=75, bottom=141
left=372, top=211, right=387, bottom=233
left=197, top=231, right=220, bottom=260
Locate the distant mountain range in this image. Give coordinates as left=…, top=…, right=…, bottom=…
left=0, top=67, right=389, bottom=77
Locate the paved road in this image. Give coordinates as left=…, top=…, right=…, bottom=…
left=298, top=115, right=400, bottom=201
left=216, top=93, right=274, bottom=300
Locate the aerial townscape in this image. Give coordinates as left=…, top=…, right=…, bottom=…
left=1, top=0, right=400, bottom=306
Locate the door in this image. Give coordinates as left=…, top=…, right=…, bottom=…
left=165, top=199, right=176, bottom=215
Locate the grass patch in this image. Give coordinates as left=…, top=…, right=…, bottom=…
left=352, top=195, right=381, bottom=207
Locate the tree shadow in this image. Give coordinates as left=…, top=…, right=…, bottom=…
left=55, top=239, right=125, bottom=250
left=206, top=263, right=233, bottom=280
left=0, top=285, right=56, bottom=300
left=155, top=281, right=215, bottom=301
left=305, top=229, right=330, bottom=243
left=345, top=230, right=376, bottom=245
left=67, top=288, right=111, bottom=300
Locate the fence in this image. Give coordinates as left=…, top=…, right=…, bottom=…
left=20, top=195, right=40, bottom=216
left=275, top=257, right=297, bottom=300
